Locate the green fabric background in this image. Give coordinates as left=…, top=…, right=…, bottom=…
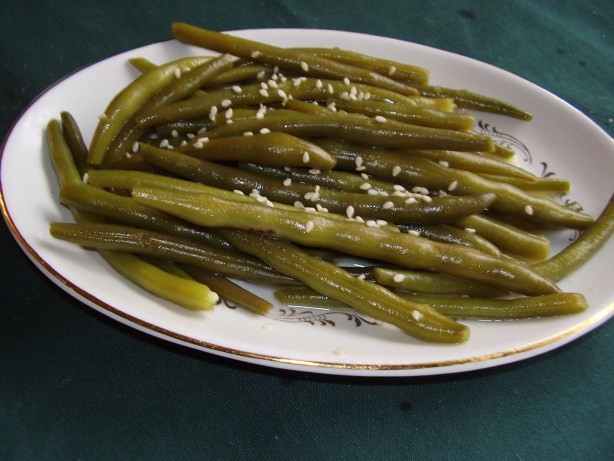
left=1, top=1, right=612, bottom=460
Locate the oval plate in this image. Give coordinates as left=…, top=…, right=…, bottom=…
left=1, top=29, right=613, bottom=376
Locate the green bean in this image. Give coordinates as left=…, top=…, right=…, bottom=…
left=103, top=54, right=235, bottom=167
left=220, top=229, right=469, bottom=343
left=239, top=163, right=403, bottom=194
left=274, top=287, right=587, bottom=319
left=399, top=224, right=501, bottom=256
left=409, top=84, right=533, bottom=120
left=130, top=185, right=560, bottom=296
left=176, top=132, right=336, bottom=169
left=372, top=267, right=506, bottom=297
left=291, top=47, right=429, bottom=84
left=135, top=77, right=454, bottom=128
left=172, top=22, right=422, bottom=97
left=329, top=98, right=474, bottom=130
left=46, top=119, right=82, bottom=188
left=129, top=57, right=159, bottom=73
left=88, top=55, right=212, bottom=166
left=179, top=266, right=273, bottom=315
left=59, top=112, right=90, bottom=177
left=140, top=144, right=497, bottom=224
left=399, top=149, right=538, bottom=181
left=533, top=194, right=614, bottom=281
left=49, top=222, right=290, bottom=284
left=59, top=183, right=236, bottom=252
left=202, top=113, right=495, bottom=152
left=319, top=140, right=594, bottom=229
left=455, top=214, right=550, bottom=261
left=98, top=251, right=219, bottom=310
left=478, top=174, right=571, bottom=194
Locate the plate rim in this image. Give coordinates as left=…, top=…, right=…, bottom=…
left=1, top=28, right=613, bottom=377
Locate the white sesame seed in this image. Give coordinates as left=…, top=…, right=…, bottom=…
left=354, top=216, right=365, bottom=223
left=382, top=201, right=394, bottom=209
left=221, top=99, right=232, bottom=108
left=305, top=221, right=315, bottom=232
left=448, top=180, right=458, bottom=191
left=82, top=172, right=89, bottom=183
left=259, top=88, right=269, bottom=98
left=376, top=219, right=387, bottom=226
left=422, top=195, right=433, bottom=203
left=412, top=310, right=424, bottom=321
left=375, top=115, right=387, bottom=123
left=232, top=85, right=242, bottom=93
left=294, top=201, right=305, bottom=208
left=233, top=189, right=245, bottom=195
left=186, top=133, right=195, bottom=139
left=170, top=130, right=178, bottom=138
left=180, top=140, right=188, bottom=147
left=209, top=105, right=218, bottom=121
left=392, top=165, right=402, bottom=177
left=159, top=139, right=169, bottom=148
left=277, top=89, right=287, bottom=99
left=438, top=160, right=449, bottom=168
left=367, top=189, right=379, bottom=196
left=524, top=205, right=534, bottom=215
left=300, top=61, right=309, bottom=72
left=359, top=182, right=372, bottom=190
left=309, top=168, right=321, bottom=174
left=131, top=141, right=139, bottom=153
left=355, top=156, right=364, bottom=167
left=350, top=86, right=357, bottom=96
left=174, top=68, right=181, bottom=79
left=346, top=206, right=355, bottom=219
left=315, top=79, right=323, bottom=88
left=251, top=51, right=262, bottom=58
left=357, top=274, right=366, bottom=281
left=327, top=83, right=334, bottom=94
left=366, top=220, right=377, bottom=227
left=256, top=195, right=267, bottom=203
left=405, top=197, right=417, bottom=204
left=224, top=108, right=233, bottom=119
left=343, top=77, right=350, bottom=85
left=197, top=127, right=207, bottom=134
left=408, top=229, right=421, bottom=237
left=388, top=65, right=397, bottom=76
left=302, top=151, right=310, bottom=163
left=256, top=70, right=266, bottom=79
left=259, top=128, right=271, bottom=134
left=283, top=178, right=292, bottom=186
left=268, top=79, right=279, bottom=89
left=193, top=141, right=204, bottom=148
left=265, top=199, right=274, bottom=207
left=197, top=137, right=209, bottom=143
left=393, top=273, right=405, bottom=283
left=243, top=131, right=254, bottom=136
left=465, top=227, right=477, bottom=234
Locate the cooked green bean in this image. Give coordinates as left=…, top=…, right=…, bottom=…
left=320, top=140, right=594, bottom=229
left=88, top=55, right=212, bottom=166
left=49, top=222, right=290, bottom=284
left=172, top=22, right=423, bottom=97
left=180, top=265, right=273, bottom=315
left=140, top=144, right=496, bottom=224
left=46, top=119, right=82, bottom=187
left=533, top=194, right=614, bottom=280
left=454, top=214, right=550, bottom=261
left=176, top=132, right=336, bottom=169
left=399, top=224, right=501, bottom=256
left=274, top=287, right=587, bottom=319
left=291, top=46, right=429, bottom=84
left=329, top=98, right=474, bottom=130
left=409, top=84, right=533, bottom=120
left=220, top=229, right=469, bottom=343
left=130, top=185, right=560, bottom=296
left=372, top=267, right=506, bottom=297
left=478, top=173, right=571, bottom=194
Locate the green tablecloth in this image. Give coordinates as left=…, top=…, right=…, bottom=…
left=1, top=1, right=612, bottom=459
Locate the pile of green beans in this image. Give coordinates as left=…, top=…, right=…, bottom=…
left=46, top=22, right=613, bottom=344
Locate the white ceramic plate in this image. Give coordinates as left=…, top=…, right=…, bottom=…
left=1, top=29, right=613, bottom=377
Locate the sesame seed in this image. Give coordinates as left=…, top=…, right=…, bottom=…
left=438, top=160, right=449, bottom=168
left=350, top=86, right=357, bottom=96
left=277, top=89, right=287, bottom=99
left=197, top=137, right=209, bottom=143
left=209, top=105, right=218, bottom=121
left=309, top=168, right=321, bottom=174
left=159, top=139, right=169, bottom=148
left=327, top=83, right=334, bottom=94
left=448, top=180, right=458, bottom=191
left=233, top=189, right=245, bottom=195
left=82, top=172, right=89, bottom=183
left=367, top=189, right=379, bottom=196
left=346, top=206, right=355, bottom=218
left=315, top=204, right=328, bottom=213
left=382, top=201, right=394, bottom=209
left=294, top=201, right=305, bottom=208
left=343, top=77, right=350, bottom=85
left=422, top=195, right=433, bottom=203
left=366, top=220, right=377, bottom=227
left=393, top=273, right=405, bottom=283
left=232, top=85, right=242, bottom=93
left=131, top=142, right=139, bottom=153
left=256, top=195, right=267, bottom=203
left=357, top=274, right=366, bottom=281
left=186, top=133, right=195, bottom=139
left=412, top=310, right=424, bottom=321
left=250, top=51, right=262, bottom=58
left=259, top=88, right=269, bottom=97
left=376, top=219, right=387, bottom=226
left=305, top=220, right=316, bottom=232
left=265, top=199, right=274, bottom=207
left=392, top=165, right=402, bottom=176
left=268, top=79, right=279, bottom=88
left=224, top=108, right=233, bottom=119
left=260, top=128, right=271, bottom=134
left=300, top=61, right=309, bottom=72
left=524, top=205, right=534, bottom=215
left=180, top=140, right=188, bottom=147
left=221, top=99, right=232, bottom=108
left=359, top=182, right=371, bottom=191
left=465, top=227, right=477, bottom=234
left=197, top=127, right=207, bottom=134
left=243, top=131, right=254, bottom=136
left=193, top=141, right=204, bottom=148
left=302, top=151, right=310, bottom=163
left=171, top=130, right=179, bottom=138
left=355, top=156, right=364, bottom=167
left=315, top=79, right=323, bottom=88
left=256, top=70, right=266, bottom=79
left=405, top=197, right=417, bottom=204
left=388, top=65, right=397, bottom=76
left=174, top=68, right=181, bottom=79
left=408, top=229, right=420, bottom=237
left=375, top=115, right=387, bottom=123
left=354, top=216, right=365, bottom=223
left=283, top=178, right=292, bottom=186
